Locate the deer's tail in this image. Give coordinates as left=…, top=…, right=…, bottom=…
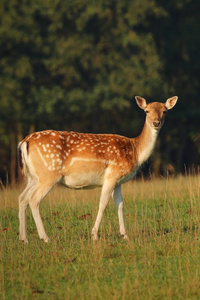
left=18, top=140, right=29, bottom=176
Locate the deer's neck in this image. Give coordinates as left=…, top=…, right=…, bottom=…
left=134, top=122, right=160, bottom=167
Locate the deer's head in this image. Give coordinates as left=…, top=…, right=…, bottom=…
left=135, top=96, right=178, bottom=130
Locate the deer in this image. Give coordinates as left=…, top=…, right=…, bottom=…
left=18, top=96, right=178, bottom=243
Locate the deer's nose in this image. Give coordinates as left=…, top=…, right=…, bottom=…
left=153, top=121, right=161, bottom=128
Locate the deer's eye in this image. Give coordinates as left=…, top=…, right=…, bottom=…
left=146, top=110, right=149, bottom=114
left=163, top=110, right=167, bottom=114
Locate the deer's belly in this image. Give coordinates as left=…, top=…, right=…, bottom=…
left=61, top=172, right=104, bottom=189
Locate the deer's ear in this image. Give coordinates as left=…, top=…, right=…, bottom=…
left=135, top=96, right=147, bottom=110
left=165, top=96, right=178, bottom=110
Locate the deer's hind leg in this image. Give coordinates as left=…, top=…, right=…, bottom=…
left=28, top=179, right=56, bottom=243
left=18, top=176, right=37, bottom=243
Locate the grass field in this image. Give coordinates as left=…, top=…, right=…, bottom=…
left=1, top=174, right=200, bottom=299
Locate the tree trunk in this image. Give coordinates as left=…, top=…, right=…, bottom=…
left=10, top=132, right=16, bottom=186
left=17, top=123, right=23, bottom=185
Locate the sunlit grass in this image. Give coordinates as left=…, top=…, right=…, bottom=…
left=0, top=174, right=200, bottom=299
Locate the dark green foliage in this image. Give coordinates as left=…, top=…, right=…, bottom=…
left=0, top=0, right=199, bottom=183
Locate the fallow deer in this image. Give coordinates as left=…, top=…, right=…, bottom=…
left=18, top=96, right=178, bottom=243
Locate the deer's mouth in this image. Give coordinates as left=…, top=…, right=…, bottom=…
left=152, top=121, right=162, bottom=130
left=152, top=122, right=162, bottom=130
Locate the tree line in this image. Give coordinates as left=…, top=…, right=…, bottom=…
left=0, top=0, right=200, bottom=185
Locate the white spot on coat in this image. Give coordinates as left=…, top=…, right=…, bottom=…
left=42, top=145, right=47, bottom=152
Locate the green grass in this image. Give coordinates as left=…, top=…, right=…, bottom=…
left=1, top=174, right=200, bottom=299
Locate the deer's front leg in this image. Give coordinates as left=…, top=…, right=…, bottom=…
left=91, top=180, right=116, bottom=241
left=112, top=185, right=129, bottom=240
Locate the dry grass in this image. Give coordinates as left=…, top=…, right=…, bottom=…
left=0, top=174, right=200, bottom=299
